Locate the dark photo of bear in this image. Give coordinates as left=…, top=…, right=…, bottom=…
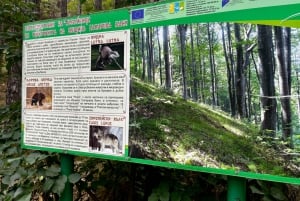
left=31, top=92, right=46, bottom=106
left=26, top=87, right=52, bottom=110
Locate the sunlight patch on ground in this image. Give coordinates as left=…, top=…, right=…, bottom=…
left=159, top=124, right=171, bottom=133
left=222, top=123, right=245, bottom=136
left=172, top=149, right=220, bottom=168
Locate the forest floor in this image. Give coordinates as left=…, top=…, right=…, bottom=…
left=129, top=77, right=300, bottom=178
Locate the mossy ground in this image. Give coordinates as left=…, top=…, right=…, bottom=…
left=129, top=77, right=299, bottom=177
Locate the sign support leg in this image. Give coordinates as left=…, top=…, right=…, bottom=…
left=60, top=154, right=74, bottom=201
left=227, top=176, right=246, bottom=201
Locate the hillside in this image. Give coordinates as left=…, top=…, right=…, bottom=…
left=128, top=77, right=300, bottom=177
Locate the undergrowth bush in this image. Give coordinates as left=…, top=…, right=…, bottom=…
left=0, top=102, right=63, bottom=201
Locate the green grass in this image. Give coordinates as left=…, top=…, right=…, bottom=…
left=129, top=77, right=298, bottom=177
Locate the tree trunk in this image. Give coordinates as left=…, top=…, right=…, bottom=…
left=207, top=23, right=217, bottom=105
left=226, top=23, right=236, bottom=116
left=156, top=27, right=163, bottom=86
left=132, top=29, right=138, bottom=73
left=146, top=28, right=154, bottom=83
left=32, top=0, right=41, bottom=18
left=296, top=70, right=300, bottom=125
left=94, top=0, right=102, bottom=10
left=190, top=24, right=198, bottom=101
left=61, top=0, right=68, bottom=17
left=6, top=60, right=21, bottom=105
left=163, top=26, right=172, bottom=90
left=78, top=0, right=82, bottom=15
left=234, top=23, right=246, bottom=118
left=274, top=26, right=292, bottom=141
left=177, top=24, right=188, bottom=99
left=221, top=23, right=234, bottom=115
left=242, top=25, right=255, bottom=119
left=196, top=24, right=204, bottom=102
left=257, top=25, right=277, bottom=136
left=141, top=29, right=146, bottom=80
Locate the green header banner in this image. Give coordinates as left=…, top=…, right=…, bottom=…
left=24, top=0, right=300, bottom=40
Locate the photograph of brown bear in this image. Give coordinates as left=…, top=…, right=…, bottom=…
left=26, top=87, right=52, bottom=110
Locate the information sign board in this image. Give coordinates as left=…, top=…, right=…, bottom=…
left=22, top=0, right=300, bottom=184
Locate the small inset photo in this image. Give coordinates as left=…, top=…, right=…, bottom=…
left=91, top=42, right=124, bottom=71
left=89, top=125, right=123, bottom=155
left=26, top=87, right=52, bottom=110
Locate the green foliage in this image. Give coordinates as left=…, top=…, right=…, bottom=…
left=0, top=0, right=37, bottom=72
left=249, top=180, right=288, bottom=201
left=40, top=0, right=61, bottom=19
left=68, top=0, right=113, bottom=15
left=148, top=180, right=193, bottom=201
left=0, top=103, right=66, bottom=200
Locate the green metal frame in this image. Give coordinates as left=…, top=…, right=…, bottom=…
left=21, top=1, right=300, bottom=199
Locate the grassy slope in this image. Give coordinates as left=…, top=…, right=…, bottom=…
left=129, top=78, right=299, bottom=177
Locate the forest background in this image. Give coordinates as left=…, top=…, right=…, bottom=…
left=1, top=0, right=300, bottom=201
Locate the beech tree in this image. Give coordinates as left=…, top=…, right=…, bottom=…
left=207, top=23, right=217, bottom=105
left=221, top=23, right=236, bottom=116
left=61, top=0, right=68, bottom=17
left=257, top=25, right=277, bottom=136
left=163, top=26, right=172, bottom=90
left=94, top=0, right=102, bottom=10
left=177, top=24, right=188, bottom=99
left=274, top=26, right=292, bottom=141
left=190, top=24, right=198, bottom=101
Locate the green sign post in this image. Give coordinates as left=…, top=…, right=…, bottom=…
left=227, top=177, right=246, bottom=201
left=60, top=154, right=74, bottom=201
left=22, top=0, right=300, bottom=200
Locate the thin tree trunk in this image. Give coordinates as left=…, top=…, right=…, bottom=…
left=296, top=71, right=300, bottom=124
left=196, top=24, right=204, bottom=102
left=226, top=23, right=236, bottom=116
left=274, top=26, right=292, bottom=141
left=146, top=28, right=154, bottom=83
left=6, top=61, right=21, bottom=105
left=190, top=24, right=198, bottom=101
left=78, top=0, right=82, bottom=15
left=146, top=28, right=150, bottom=81
left=132, top=29, right=137, bottom=73
left=242, top=25, right=255, bottom=119
left=177, top=24, right=188, bottom=99
left=141, top=29, right=146, bottom=80
left=221, top=23, right=234, bottom=115
left=61, top=0, right=68, bottom=17
left=94, top=0, right=102, bottom=10
left=156, top=27, right=162, bottom=86
left=163, top=26, right=172, bottom=90
left=207, top=23, right=217, bottom=105
left=150, top=28, right=155, bottom=83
